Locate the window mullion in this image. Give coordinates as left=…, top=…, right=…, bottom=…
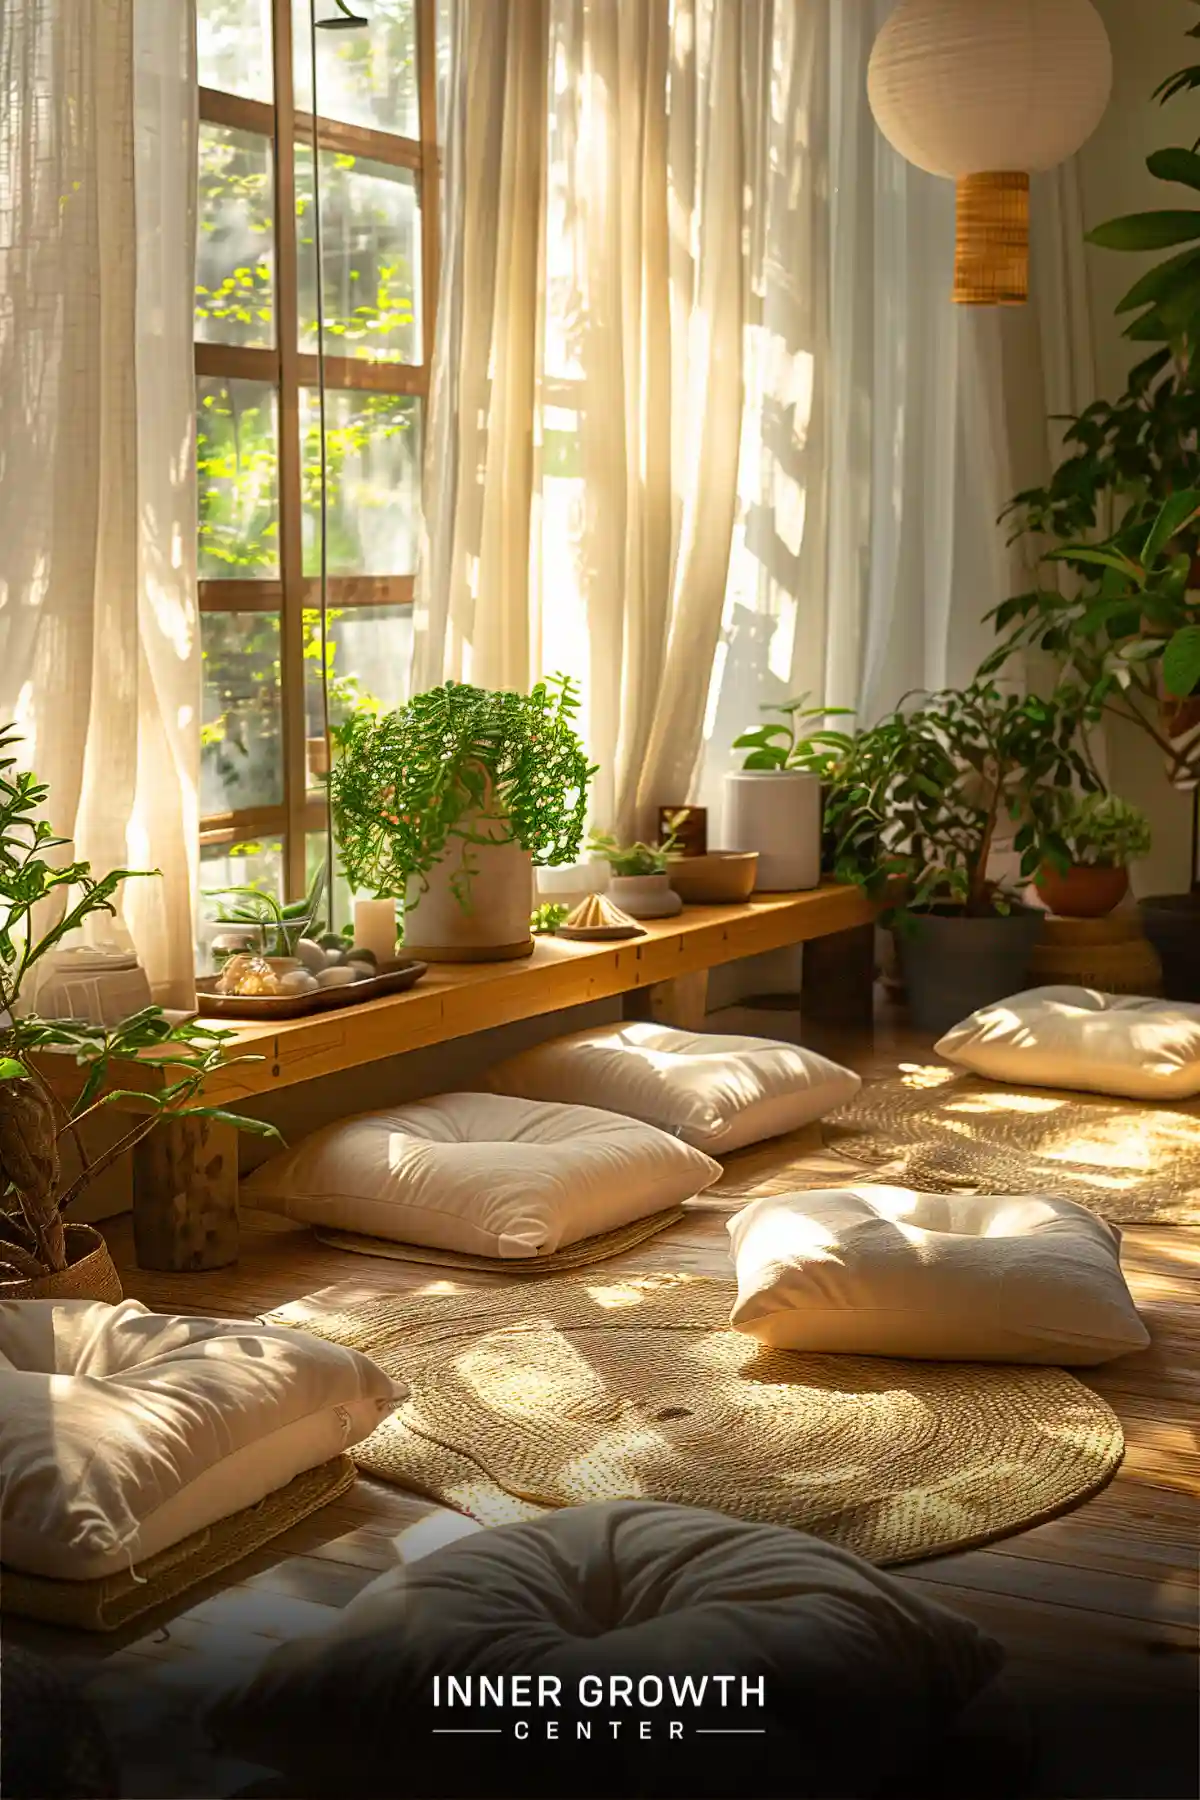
left=271, top=0, right=309, bottom=903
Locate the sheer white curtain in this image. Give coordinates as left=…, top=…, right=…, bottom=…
left=419, top=0, right=1091, bottom=838
left=0, top=0, right=199, bottom=1007
left=416, top=0, right=748, bottom=840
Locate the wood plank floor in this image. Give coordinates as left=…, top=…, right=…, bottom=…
left=5, top=1005, right=1198, bottom=1800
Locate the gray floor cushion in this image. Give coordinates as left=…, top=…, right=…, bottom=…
left=209, top=1499, right=1004, bottom=1798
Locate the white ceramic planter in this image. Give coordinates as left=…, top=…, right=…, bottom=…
left=723, top=770, right=821, bottom=891
left=403, top=816, right=535, bottom=961
left=607, top=872, right=683, bottom=920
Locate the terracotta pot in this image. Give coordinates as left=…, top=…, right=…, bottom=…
left=667, top=851, right=758, bottom=904
left=1034, top=862, right=1129, bottom=920
left=0, top=1222, right=122, bottom=1304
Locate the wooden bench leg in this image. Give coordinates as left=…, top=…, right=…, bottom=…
left=801, top=922, right=877, bottom=1027
left=132, top=1116, right=240, bottom=1272
left=624, top=969, right=709, bottom=1032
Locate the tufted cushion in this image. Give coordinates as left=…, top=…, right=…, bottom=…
left=936, top=986, right=1200, bottom=1100
left=210, top=1499, right=1004, bottom=1799
left=243, top=1091, right=721, bottom=1258
left=486, top=1022, right=860, bottom=1151
left=727, top=1187, right=1149, bottom=1364
left=0, top=1298, right=401, bottom=1581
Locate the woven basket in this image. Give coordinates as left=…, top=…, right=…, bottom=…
left=1028, top=911, right=1162, bottom=996
left=0, top=1222, right=123, bottom=1304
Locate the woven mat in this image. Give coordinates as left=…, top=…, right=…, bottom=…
left=265, top=1275, right=1123, bottom=1567
left=312, top=1206, right=686, bottom=1273
left=0, top=1456, right=355, bottom=1633
left=822, top=1066, right=1200, bottom=1226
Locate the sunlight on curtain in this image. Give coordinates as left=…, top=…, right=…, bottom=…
left=0, top=0, right=199, bottom=1005
left=419, top=0, right=1069, bottom=843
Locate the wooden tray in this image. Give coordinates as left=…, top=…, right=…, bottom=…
left=197, top=959, right=427, bottom=1020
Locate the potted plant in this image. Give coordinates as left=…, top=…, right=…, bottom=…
left=329, top=677, right=597, bottom=962
left=1032, top=791, right=1153, bottom=919
left=205, top=863, right=327, bottom=968
left=729, top=695, right=857, bottom=889
left=823, top=682, right=1101, bottom=1034
left=586, top=812, right=688, bottom=918
left=983, top=14, right=1200, bottom=991
left=0, top=727, right=277, bottom=1300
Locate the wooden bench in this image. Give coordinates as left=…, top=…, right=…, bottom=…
left=55, top=885, right=874, bottom=1272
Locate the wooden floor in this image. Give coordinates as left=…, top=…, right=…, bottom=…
left=6, top=1005, right=1198, bottom=1799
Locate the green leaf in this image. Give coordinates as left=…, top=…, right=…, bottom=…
left=178, top=1107, right=283, bottom=1140
left=1142, top=489, right=1200, bottom=562
left=1162, top=625, right=1200, bottom=697
left=1086, top=210, right=1200, bottom=251
left=1147, top=146, right=1200, bottom=191
left=1043, top=545, right=1140, bottom=578
left=0, top=1057, right=26, bottom=1080
left=1114, top=244, right=1200, bottom=314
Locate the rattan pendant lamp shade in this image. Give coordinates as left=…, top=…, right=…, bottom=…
left=867, top=0, right=1112, bottom=305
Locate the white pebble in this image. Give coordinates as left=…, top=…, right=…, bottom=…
left=315, top=964, right=358, bottom=988
left=278, top=969, right=319, bottom=995
left=295, top=939, right=327, bottom=974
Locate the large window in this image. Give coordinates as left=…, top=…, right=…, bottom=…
left=195, top=0, right=437, bottom=908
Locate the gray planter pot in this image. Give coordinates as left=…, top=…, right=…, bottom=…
left=1141, top=894, right=1200, bottom=1001
left=897, top=907, right=1046, bottom=1038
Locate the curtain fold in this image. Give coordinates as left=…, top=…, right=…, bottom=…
left=419, top=0, right=1094, bottom=841
left=0, top=0, right=199, bottom=1006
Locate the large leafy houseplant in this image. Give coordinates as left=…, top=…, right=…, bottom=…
left=822, top=682, right=1103, bottom=919
left=329, top=677, right=597, bottom=908
left=0, top=728, right=276, bottom=1286
left=985, top=13, right=1200, bottom=788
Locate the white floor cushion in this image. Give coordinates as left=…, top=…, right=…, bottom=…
left=936, top=986, right=1200, bottom=1101
left=243, top=1091, right=721, bottom=1257
left=211, top=1499, right=1003, bottom=1799
left=485, top=1022, right=861, bottom=1152
left=727, top=1187, right=1149, bottom=1364
left=0, top=1298, right=402, bottom=1581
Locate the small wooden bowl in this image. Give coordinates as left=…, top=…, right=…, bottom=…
left=667, top=850, right=758, bottom=905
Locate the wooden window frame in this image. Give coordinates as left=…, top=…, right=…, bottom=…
left=197, top=0, right=439, bottom=896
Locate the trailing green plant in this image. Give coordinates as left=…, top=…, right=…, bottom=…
left=1032, top=790, right=1153, bottom=873
left=987, top=13, right=1200, bottom=785
left=0, top=726, right=277, bottom=1283
left=587, top=810, right=689, bottom=877
left=733, top=693, right=857, bottom=777
left=821, top=682, right=1103, bottom=920
left=329, top=677, right=597, bottom=908
left=205, top=863, right=328, bottom=957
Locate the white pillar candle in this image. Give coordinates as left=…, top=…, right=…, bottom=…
left=353, top=896, right=399, bottom=966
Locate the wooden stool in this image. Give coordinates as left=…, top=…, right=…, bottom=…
left=1027, top=911, right=1163, bottom=996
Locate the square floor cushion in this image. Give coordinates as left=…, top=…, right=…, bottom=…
left=210, top=1499, right=1004, bottom=1800
left=242, top=1091, right=722, bottom=1258
left=485, top=1022, right=861, bottom=1152
left=0, top=1298, right=402, bottom=1581
left=935, top=986, right=1200, bottom=1101
left=726, top=1187, right=1150, bottom=1364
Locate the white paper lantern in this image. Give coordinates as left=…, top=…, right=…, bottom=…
left=868, top=0, right=1112, bottom=304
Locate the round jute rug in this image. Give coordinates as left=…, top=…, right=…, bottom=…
left=822, top=1065, right=1200, bottom=1226
left=277, top=1273, right=1123, bottom=1566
